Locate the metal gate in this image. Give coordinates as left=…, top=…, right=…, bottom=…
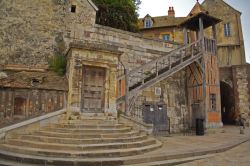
left=143, top=101, right=169, bottom=135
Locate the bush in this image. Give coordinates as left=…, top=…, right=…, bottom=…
left=48, top=54, right=67, bottom=76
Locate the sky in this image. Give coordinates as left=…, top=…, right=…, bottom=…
left=138, top=0, right=250, bottom=63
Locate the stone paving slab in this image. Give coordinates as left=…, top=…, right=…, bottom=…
left=123, top=126, right=250, bottom=165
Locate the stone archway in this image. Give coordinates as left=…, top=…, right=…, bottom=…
left=220, top=81, right=236, bottom=124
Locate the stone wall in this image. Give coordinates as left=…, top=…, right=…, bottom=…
left=235, top=66, right=250, bottom=125
left=0, top=0, right=96, bottom=66
left=141, top=71, right=188, bottom=133
left=220, top=65, right=250, bottom=126
left=68, top=25, right=189, bottom=132
left=1, top=0, right=190, bottom=132
left=203, top=0, right=246, bottom=67
left=0, top=88, right=66, bottom=127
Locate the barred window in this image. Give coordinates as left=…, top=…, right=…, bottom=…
left=210, top=94, right=216, bottom=111
left=224, top=23, right=231, bottom=37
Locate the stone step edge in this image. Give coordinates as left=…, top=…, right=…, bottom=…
left=0, top=140, right=162, bottom=156
left=32, top=130, right=143, bottom=137
left=20, top=134, right=148, bottom=143
left=0, top=155, right=213, bottom=166
left=122, top=154, right=215, bottom=166
left=0, top=137, right=248, bottom=165
left=51, top=123, right=126, bottom=128
left=0, top=137, right=247, bottom=166
left=42, top=127, right=132, bottom=132
left=123, top=137, right=250, bottom=165
left=7, top=138, right=156, bottom=150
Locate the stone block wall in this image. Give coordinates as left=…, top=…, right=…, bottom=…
left=235, top=66, right=250, bottom=125
left=0, top=88, right=66, bottom=127
left=68, top=25, right=189, bottom=132
left=203, top=0, right=246, bottom=67
left=220, top=65, right=250, bottom=126
left=0, top=0, right=96, bottom=66
left=141, top=71, right=188, bottom=133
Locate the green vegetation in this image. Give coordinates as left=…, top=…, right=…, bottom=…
left=93, top=0, right=141, bottom=32
left=48, top=54, right=67, bottom=76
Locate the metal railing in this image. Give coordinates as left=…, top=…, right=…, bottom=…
left=117, top=37, right=216, bottom=123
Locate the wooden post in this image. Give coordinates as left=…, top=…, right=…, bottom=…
left=199, top=17, right=207, bottom=127
left=212, top=25, right=217, bottom=53
left=156, top=62, right=159, bottom=76
left=199, top=17, right=204, bottom=51
left=184, top=28, right=188, bottom=45
left=125, top=69, right=129, bottom=116
left=199, top=18, right=204, bottom=40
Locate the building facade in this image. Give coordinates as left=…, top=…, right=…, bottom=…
left=139, top=0, right=250, bottom=126
left=0, top=0, right=248, bottom=131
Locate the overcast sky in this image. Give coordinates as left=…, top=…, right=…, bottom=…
left=139, top=0, right=250, bottom=63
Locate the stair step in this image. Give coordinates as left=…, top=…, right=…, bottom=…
left=51, top=123, right=126, bottom=129
left=59, top=121, right=118, bottom=126
left=0, top=140, right=162, bottom=158
left=32, top=130, right=143, bottom=139
left=41, top=126, right=132, bottom=133
left=0, top=159, right=38, bottom=166
left=20, top=134, right=148, bottom=144
left=123, top=154, right=214, bottom=166
left=0, top=150, right=124, bottom=166
left=7, top=138, right=156, bottom=151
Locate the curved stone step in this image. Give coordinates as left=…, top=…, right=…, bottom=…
left=0, top=149, right=214, bottom=166
left=32, top=130, right=143, bottom=139
left=0, top=140, right=162, bottom=158
left=7, top=138, right=156, bottom=151
left=0, top=150, right=123, bottom=166
left=52, top=123, right=126, bottom=129
left=20, top=133, right=148, bottom=144
left=61, top=119, right=118, bottom=124
left=41, top=126, right=132, bottom=133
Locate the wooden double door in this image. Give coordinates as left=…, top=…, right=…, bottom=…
left=81, top=66, right=106, bottom=113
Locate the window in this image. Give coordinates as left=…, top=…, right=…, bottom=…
left=144, top=19, right=152, bottom=28
left=71, top=5, right=76, bottom=13
left=210, top=94, right=216, bottom=111
left=224, top=23, right=231, bottom=37
left=162, top=34, right=170, bottom=41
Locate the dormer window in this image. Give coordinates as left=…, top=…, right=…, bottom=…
left=144, top=19, right=153, bottom=28
left=71, top=5, right=76, bottom=13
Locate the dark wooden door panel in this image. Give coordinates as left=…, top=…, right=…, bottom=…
left=82, top=66, right=105, bottom=113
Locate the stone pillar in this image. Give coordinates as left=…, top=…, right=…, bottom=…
left=235, top=66, right=250, bottom=126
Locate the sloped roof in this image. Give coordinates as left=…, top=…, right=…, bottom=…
left=0, top=71, right=68, bottom=91
left=188, top=1, right=209, bottom=16
left=86, top=0, right=98, bottom=11
left=202, top=0, right=241, bottom=14
left=179, top=1, right=221, bottom=31
left=138, top=15, right=186, bottom=29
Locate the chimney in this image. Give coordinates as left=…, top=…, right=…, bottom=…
left=168, top=6, right=175, bottom=17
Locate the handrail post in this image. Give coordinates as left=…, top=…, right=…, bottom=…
left=125, top=69, right=129, bottom=116
left=156, top=62, right=159, bottom=76
left=169, top=56, right=171, bottom=69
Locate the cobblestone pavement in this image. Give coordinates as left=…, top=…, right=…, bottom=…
left=177, top=135, right=250, bottom=166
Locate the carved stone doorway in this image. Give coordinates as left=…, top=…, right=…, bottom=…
left=81, top=66, right=106, bottom=113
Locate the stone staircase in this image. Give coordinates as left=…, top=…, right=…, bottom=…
left=0, top=116, right=162, bottom=166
